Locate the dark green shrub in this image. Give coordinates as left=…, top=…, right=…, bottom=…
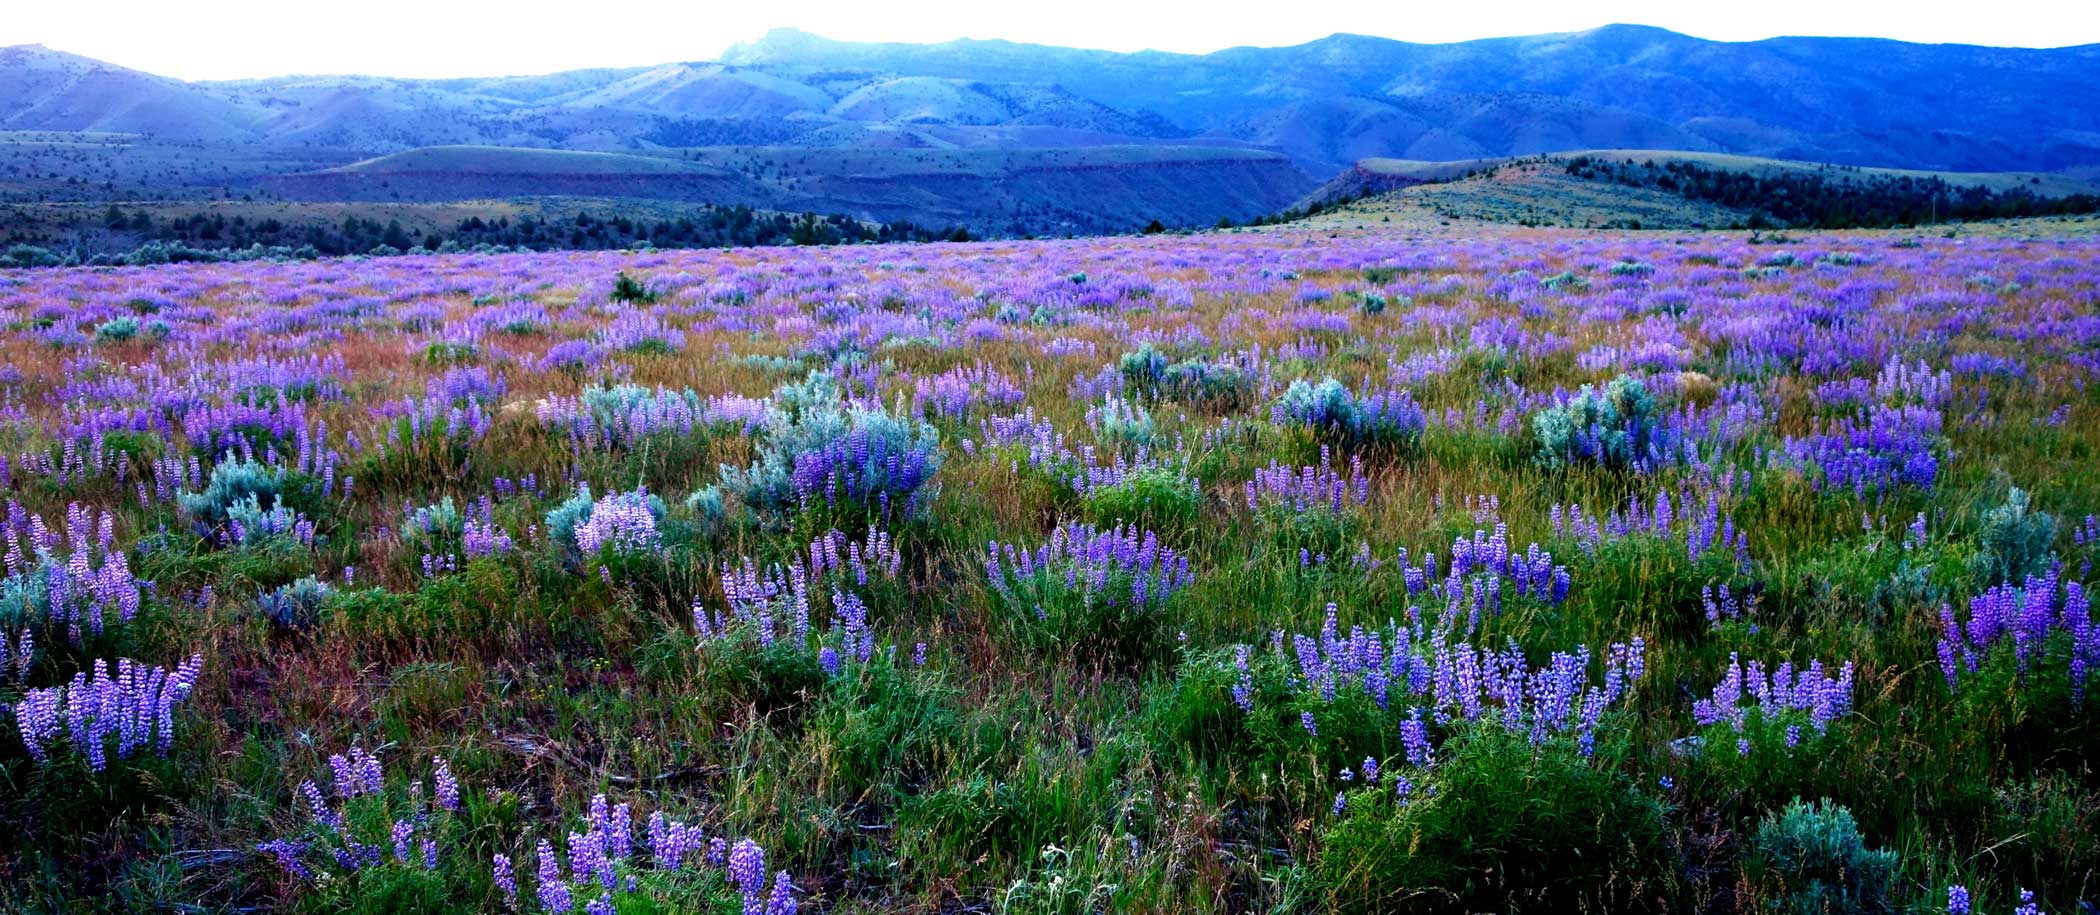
left=610, top=271, right=657, bottom=304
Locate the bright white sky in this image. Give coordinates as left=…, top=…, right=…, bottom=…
left=9, top=0, right=2097, bottom=80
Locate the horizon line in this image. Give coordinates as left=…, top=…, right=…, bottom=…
left=7, top=22, right=2097, bottom=84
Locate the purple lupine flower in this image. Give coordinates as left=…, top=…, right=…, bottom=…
left=258, top=838, right=313, bottom=880
left=11, top=655, right=201, bottom=771
left=493, top=853, right=518, bottom=905
left=2015, top=888, right=2039, bottom=915
left=1231, top=646, right=1255, bottom=712
left=391, top=820, right=415, bottom=863
left=433, top=757, right=460, bottom=811
left=536, top=839, right=570, bottom=913
left=300, top=779, right=340, bottom=829
left=768, top=870, right=799, bottom=915
left=608, top=802, right=633, bottom=861
left=1401, top=709, right=1434, bottom=768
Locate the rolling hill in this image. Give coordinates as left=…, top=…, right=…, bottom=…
left=1295, top=151, right=2100, bottom=230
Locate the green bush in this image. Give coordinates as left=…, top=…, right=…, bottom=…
left=400, top=496, right=465, bottom=555
left=1081, top=468, right=1200, bottom=535
left=1741, top=798, right=1897, bottom=915
left=1087, top=396, right=1156, bottom=452
left=610, top=271, right=657, bottom=304
left=1531, top=374, right=1673, bottom=471
left=1317, top=726, right=1672, bottom=913
left=1117, top=345, right=1256, bottom=410
left=179, top=458, right=286, bottom=531
left=259, top=576, right=332, bottom=631
left=1968, top=485, right=2056, bottom=585
left=95, top=317, right=140, bottom=343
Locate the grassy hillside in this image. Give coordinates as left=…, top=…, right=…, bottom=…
left=1295, top=151, right=2100, bottom=230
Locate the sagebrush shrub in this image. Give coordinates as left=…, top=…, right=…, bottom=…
left=1532, top=374, right=1676, bottom=471
left=180, top=457, right=286, bottom=531
left=1969, top=485, right=2057, bottom=585
left=1743, top=798, right=1898, bottom=915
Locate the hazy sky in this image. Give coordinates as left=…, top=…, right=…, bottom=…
left=10, top=0, right=2097, bottom=80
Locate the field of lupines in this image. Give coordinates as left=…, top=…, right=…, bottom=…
left=0, top=223, right=2095, bottom=914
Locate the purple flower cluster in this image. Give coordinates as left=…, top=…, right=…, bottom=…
left=571, top=488, right=665, bottom=558
left=700, top=555, right=887, bottom=676
left=462, top=511, right=514, bottom=560
left=10, top=654, right=202, bottom=770
left=1270, top=377, right=1428, bottom=448
left=226, top=498, right=318, bottom=549
left=1391, top=524, right=1571, bottom=631
left=1945, top=884, right=2048, bottom=915
left=786, top=425, right=943, bottom=516
left=1692, top=653, right=1856, bottom=737
left=709, top=557, right=811, bottom=646
left=372, top=393, right=492, bottom=451
left=260, top=749, right=465, bottom=883
left=0, top=627, right=32, bottom=683
left=1259, top=605, right=1645, bottom=756
left=596, top=311, right=685, bottom=353
left=911, top=361, right=1027, bottom=419
left=986, top=521, right=1195, bottom=619
left=727, top=838, right=799, bottom=915
left=1938, top=573, right=2097, bottom=703
left=1245, top=448, right=1370, bottom=514
left=511, top=803, right=796, bottom=915
left=1783, top=402, right=1943, bottom=496
left=802, top=526, right=904, bottom=590
left=1551, top=483, right=1752, bottom=571
left=2, top=501, right=143, bottom=640
left=1702, top=583, right=1753, bottom=628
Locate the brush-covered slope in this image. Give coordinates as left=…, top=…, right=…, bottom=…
left=1300, top=151, right=2100, bottom=229
left=261, top=144, right=1316, bottom=235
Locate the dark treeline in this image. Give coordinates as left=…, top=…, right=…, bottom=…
left=112, top=204, right=961, bottom=254
left=1565, top=156, right=2100, bottom=229
left=0, top=203, right=971, bottom=267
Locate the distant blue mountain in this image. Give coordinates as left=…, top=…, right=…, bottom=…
left=5, top=25, right=2098, bottom=177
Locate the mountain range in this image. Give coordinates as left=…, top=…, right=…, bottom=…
left=9, top=26, right=2100, bottom=176
left=4, top=26, right=2099, bottom=239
